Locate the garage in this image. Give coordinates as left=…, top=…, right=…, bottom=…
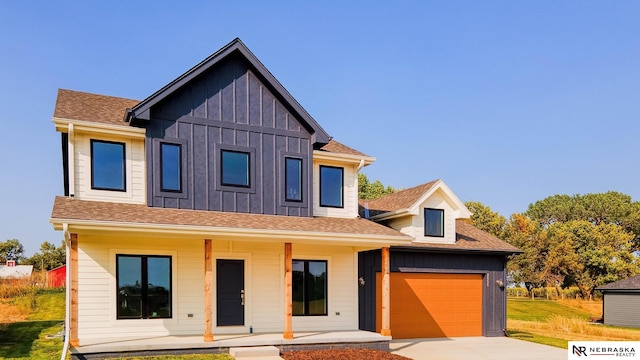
left=375, top=272, right=483, bottom=339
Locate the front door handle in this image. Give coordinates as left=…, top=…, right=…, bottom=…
left=241, top=289, right=245, bottom=306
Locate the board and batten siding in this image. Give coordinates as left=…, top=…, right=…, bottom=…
left=72, top=131, right=146, bottom=204
left=358, top=249, right=507, bottom=337
left=603, top=293, right=640, bottom=328
left=74, top=234, right=359, bottom=342
left=146, top=53, right=314, bottom=217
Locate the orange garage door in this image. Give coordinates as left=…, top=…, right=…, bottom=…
left=376, top=273, right=483, bottom=339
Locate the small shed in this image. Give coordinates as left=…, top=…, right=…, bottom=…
left=47, top=265, right=66, bottom=288
left=596, top=275, right=640, bottom=328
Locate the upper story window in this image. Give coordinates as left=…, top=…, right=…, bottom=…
left=116, top=254, right=172, bottom=319
left=319, top=165, right=343, bottom=208
left=285, top=157, right=303, bottom=202
left=292, top=259, right=327, bottom=316
left=160, top=143, right=181, bottom=192
left=221, top=150, right=250, bottom=187
left=91, top=140, right=125, bottom=191
left=424, top=208, right=444, bottom=237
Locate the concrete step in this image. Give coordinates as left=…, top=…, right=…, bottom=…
left=229, top=345, right=282, bottom=358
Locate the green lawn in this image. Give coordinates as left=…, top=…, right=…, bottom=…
left=507, top=298, right=592, bottom=322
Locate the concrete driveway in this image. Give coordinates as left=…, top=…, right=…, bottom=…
left=390, top=336, right=566, bottom=360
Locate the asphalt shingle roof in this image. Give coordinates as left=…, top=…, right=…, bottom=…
left=50, top=196, right=407, bottom=238
left=596, top=275, right=640, bottom=291
left=54, top=89, right=139, bottom=126
left=361, top=180, right=440, bottom=217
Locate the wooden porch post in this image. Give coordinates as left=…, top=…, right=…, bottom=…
left=284, top=242, right=293, bottom=339
left=69, top=233, right=79, bottom=347
left=204, top=239, right=214, bottom=342
left=380, top=247, right=391, bottom=336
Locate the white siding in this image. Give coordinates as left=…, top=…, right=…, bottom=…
left=75, top=235, right=359, bottom=343
left=413, top=189, right=456, bottom=244
left=603, top=293, right=640, bottom=328
left=72, top=131, right=145, bottom=204
left=312, top=160, right=359, bottom=218
left=384, top=189, right=457, bottom=244
left=76, top=235, right=203, bottom=342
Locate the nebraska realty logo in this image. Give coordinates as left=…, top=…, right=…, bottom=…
left=569, top=342, right=639, bottom=358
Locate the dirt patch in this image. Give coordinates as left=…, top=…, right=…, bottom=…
left=281, top=348, right=410, bottom=360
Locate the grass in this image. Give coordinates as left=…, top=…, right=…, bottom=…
left=507, top=298, right=640, bottom=349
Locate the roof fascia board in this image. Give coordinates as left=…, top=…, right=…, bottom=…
left=313, top=150, right=376, bottom=165
left=53, top=117, right=146, bottom=138
left=391, top=245, right=522, bottom=255
left=369, top=209, right=410, bottom=221
left=49, top=218, right=412, bottom=245
left=127, top=38, right=331, bottom=144
left=407, top=180, right=472, bottom=217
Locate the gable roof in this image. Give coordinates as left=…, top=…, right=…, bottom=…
left=0, top=265, right=33, bottom=279
left=596, top=275, right=640, bottom=291
left=362, top=179, right=471, bottom=220
left=318, top=140, right=370, bottom=157
left=54, top=89, right=139, bottom=126
left=394, top=219, right=521, bottom=254
left=125, top=38, right=331, bottom=144
left=50, top=197, right=410, bottom=245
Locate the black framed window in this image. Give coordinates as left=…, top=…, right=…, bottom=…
left=91, top=140, right=125, bottom=191
left=292, top=260, right=327, bottom=316
left=116, top=255, right=172, bottom=319
left=319, top=166, right=343, bottom=208
left=285, top=157, right=303, bottom=201
left=161, top=143, right=181, bottom=192
left=424, top=208, right=444, bottom=237
left=221, top=150, right=250, bottom=187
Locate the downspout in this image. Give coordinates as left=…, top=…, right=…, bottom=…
left=356, top=158, right=365, bottom=173
left=60, top=223, right=70, bottom=360
left=67, top=124, right=75, bottom=197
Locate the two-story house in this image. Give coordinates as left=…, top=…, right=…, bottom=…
left=49, top=38, right=518, bottom=357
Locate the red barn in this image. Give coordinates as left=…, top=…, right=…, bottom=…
left=47, top=265, right=66, bottom=288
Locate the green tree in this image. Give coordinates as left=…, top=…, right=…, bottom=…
left=503, top=214, right=547, bottom=297
left=548, top=220, right=637, bottom=299
left=465, top=201, right=507, bottom=239
left=358, top=173, right=396, bottom=200
left=25, top=241, right=66, bottom=271
left=0, top=239, right=26, bottom=263
left=526, top=192, right=640, bottom=249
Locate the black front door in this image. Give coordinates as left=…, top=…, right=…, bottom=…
left=216, top=259, right=245, bottom=326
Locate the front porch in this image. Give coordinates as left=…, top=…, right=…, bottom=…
left=70, top=330, right=391, bottom=359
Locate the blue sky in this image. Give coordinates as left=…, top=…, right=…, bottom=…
left=1, top=1, right=638, bottom=255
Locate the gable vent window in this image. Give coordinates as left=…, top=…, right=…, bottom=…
left=285, top=157, right=303, bottom=201
left=221, top=150, right=250, bottom=187
left=160, top=143, right=181, bottom=192
left=91, top=140, right=125, bottom=191
left=424, top=208, right=444, bottom=237
left=319, top=165, right=343, bottom=208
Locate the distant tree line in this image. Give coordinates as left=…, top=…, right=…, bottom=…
left=467, top=192, right=640, bottom=299
left=357, top=175, right=640, bottom=300
left=0, top=239, right=65, bottom=271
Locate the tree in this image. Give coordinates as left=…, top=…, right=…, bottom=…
left=25, top=241, right=66, bottom=271
left=547, top=220, right=637, bottom=299
left=526, top=192, right=640, bottom=250
left=503, top=214, right=547, bottom=297
left=465, top=201, right=507, bottom=239
left=358, top=173, right=396, bottom=200
left=0, top=239, right=26, bottom=263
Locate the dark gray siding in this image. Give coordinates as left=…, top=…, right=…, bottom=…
left=358, top=249, right=508, bottom=337
left=603, top=293, right=640, bottom=328
left=146, top=54, right=313, bottom=216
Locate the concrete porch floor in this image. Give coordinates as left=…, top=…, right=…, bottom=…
left=71, top=331, right=391, bottom=358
